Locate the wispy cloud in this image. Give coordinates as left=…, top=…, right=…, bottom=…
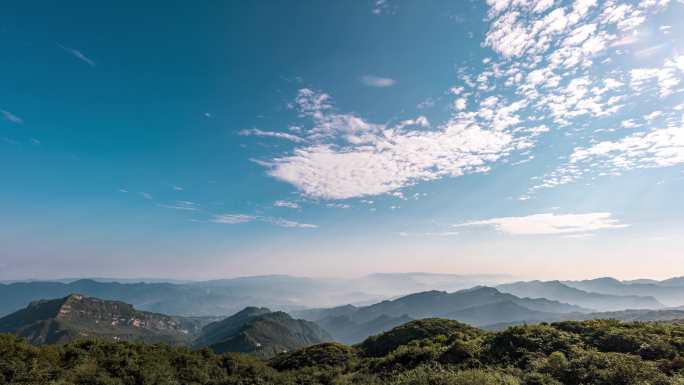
left=533, top=120, right=684, bottom=192
left=58, top=44, right=95, bottom=66
left=211, top=214, right=256, bottom=224
left=1, top=110, right=23, bottom=124
left=399, top=231, right=459, bottom=237
left=274, top=200, right=300, bottom=209
left=360, top=75, right=396, bottom=87
left=255, top=88, right=521, bottom=199
left=211, top=213, right=317, bottom=228
left=157, top=200, right=199, bottom=211
left=455, top=212, right=629, bottom=235
left=372, top=0, right=392, bottom=15
left=246, top=0, right=676, bottom=202
left=261, top=217, right=318, bottom=228
left=239, top=128, right=304, bottom=142
left=326, top=203, right=351, bottom=209
left=139, top=192, right=153, bottom=200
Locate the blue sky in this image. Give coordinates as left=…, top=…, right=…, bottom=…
left=1, top=0, right=684, bottom=280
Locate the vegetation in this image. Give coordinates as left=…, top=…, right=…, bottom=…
left=4, top=318, right=684, bottom=384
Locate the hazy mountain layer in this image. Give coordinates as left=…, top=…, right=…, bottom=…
left=563, top=277, right=684, bottom=306
left=0, top=273, right=511, bottom=317
left=497, top=280, right=663, bottom=311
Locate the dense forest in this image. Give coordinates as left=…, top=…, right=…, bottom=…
left=3, top=318, right=684, bottom=385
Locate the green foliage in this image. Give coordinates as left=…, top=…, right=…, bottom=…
left=4, top=319, right=684, bottom=384
left=358, top=318, right=483, bottom=357
left=269, top=342, right=359, bottom=371
left=483, top=323, right=583, bottom=368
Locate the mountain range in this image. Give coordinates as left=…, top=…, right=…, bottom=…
left=0, top=294, right=332, bottom=358
left=5, top=274, right=684, bottom=319
left=4, top=284, right=684, bottom=353
left=294, top=286, right=590, bottom=341
left=496, top=280, right=664, bottom=311
left=561, top=277, right=684, bottom=306
left=0, top=273, right=512, bottom=317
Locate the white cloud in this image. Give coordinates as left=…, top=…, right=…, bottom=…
left=620, top=119, right=639, bottom=129
left=261, top=217, right=317, bottom=228
left=248, top=1, right=679, bottom=202
left=326, top=203, right=351, bottom=209
left=1, top=110, right=23, bottom=124
left=264, top=121, right=515, bottom=199
left=360, top=75, right=396, bottom=87
left=570, top=125, right=684, bottom=169
left=239, top=128, right=304, bottom=142
left=212, top=214, right=256, bottom=224
left=212, top=213, right=316, bottom=228
left=157, top=200, right=199, bottom=211
left=254, top=89, right=523, bottom=199
left=274, top=200, right=300, bottom=209
left=372, top=0, right=391, bottom=15
left=139, top=192, right=153, bottom=200
left=535, top=122, right=684, bottom=191
left=58, top=44, right=95, bottom=66
left=455, top=212, right=628, bottom=235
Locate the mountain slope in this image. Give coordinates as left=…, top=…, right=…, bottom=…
left=497, top=280, right=663, bottom=311
left=445, top=300, right=567, bottom=326
left=194, top=308, right=331, bottom=358
left=0, top=294, right=200, bottom=345
left=316, top=314, right=413, bottom=344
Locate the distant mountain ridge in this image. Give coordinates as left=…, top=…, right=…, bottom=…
left=497, top=280, right=663, bottom=311
left=0, top=273, right=511, bottom=318
left=343, top=286, right=587, bottom=323
left=562, top=277, right=684, bottom=306
left=295, top=286, right=589, bottom=341
left=5, top=274, right=684, bottom=319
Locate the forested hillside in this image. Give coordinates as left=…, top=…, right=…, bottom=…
left=3, top=318, right=684, bottom=384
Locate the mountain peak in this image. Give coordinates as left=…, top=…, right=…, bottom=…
left=0, top=294, right=196, bottom=345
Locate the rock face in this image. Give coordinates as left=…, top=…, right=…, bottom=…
left=194, top=307, right=332, bottom=358
left=0, top=294, right=201, bottom=345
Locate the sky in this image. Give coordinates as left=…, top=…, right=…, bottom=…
left=1, top=0, right=684, bottom=281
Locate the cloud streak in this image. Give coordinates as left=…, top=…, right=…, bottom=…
left=58, top=44, right=95, bottom=66
left=274, top=200, right=300, bottom=209
left=455, top=212, right=629, bottom=235
left=1, top=110, right=23, bottom=124
left=360, top=75, right=396, bottom=87
left=239, top=128, right=304, bottom=142
left=211, top=213, right=317, bottom=228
